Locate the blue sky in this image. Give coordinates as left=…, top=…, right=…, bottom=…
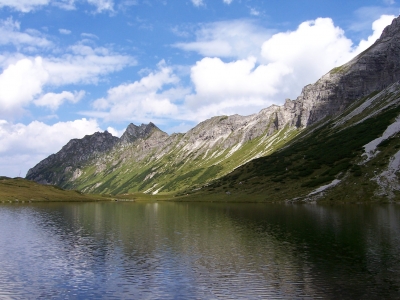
left=0, top=0, right=399, bottom=177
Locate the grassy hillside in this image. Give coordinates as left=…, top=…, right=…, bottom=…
left=175, top=86, right=400, bottom=203
left=69, top=123, right=301, bottom=195
left=14, top=86, right=400, bottom=203
left=0, top=177, right=106, bottom=202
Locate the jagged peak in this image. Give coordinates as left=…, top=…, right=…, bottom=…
left=120, top=122, right=166, bottom=144
left=379, top=15, right=400, bottom=40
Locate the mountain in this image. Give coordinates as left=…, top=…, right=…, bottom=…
left=26, top=16, right=400, bottom=201
left=192, top=83, right=400, bottom=202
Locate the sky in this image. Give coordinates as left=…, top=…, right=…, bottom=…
left=0, top=0, right=399, bottom=177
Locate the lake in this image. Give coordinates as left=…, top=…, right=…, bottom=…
left=0, top=201, right=399, bottom=299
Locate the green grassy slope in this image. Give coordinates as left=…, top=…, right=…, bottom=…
left=180, top=85, right=400, bottom=203
left=69, top=122, right=301, bottom=195
left=0, top=177, right=106, bottom=202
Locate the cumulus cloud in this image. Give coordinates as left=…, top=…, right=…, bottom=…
left=182, top=16, right=395, bottom=121
left=88, top=61, right=188, bottom=123
left=0, top=57, right=48, bottom=117
left=183, top=57, right=290, bottom=120
left=260, top=18, right=354, bottom=93
left=173, top=20, right=271, bottom=59
left=223, top=0, right=233, bottom=4
left=0, top=118, right=101, bottom=177
left=189, top=57, right=290, bottom=103
left=34, top=90, right=85, bottom=110
left=354, top=14, right=395, bottom=52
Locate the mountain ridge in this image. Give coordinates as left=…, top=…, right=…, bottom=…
left=26, top=16, right=400, bottom=201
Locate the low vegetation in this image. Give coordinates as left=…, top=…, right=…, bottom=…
left=0, top=177, right=109, bottom=202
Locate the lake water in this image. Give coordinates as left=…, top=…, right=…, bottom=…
left=0, top=202, right=399, bottom=299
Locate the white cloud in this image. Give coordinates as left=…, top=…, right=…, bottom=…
left=0, top=57, right=48, bottom=117
left=0, top=44, right=135, bottom=118
left=250, top=8, right=260, bottom=16
left=59, top=28, right=71, bottom=35
left=34, top=90, right=85, bottom=110
left=354, top=14, right=395, bottom=53
left=260, top=18, right=354, bottom=91
left=87, top=0, right=114, bottom=12
left=191, top=0, right=203, bottom=7
left=0, top=0, right=115, bottom=12
left=89, top=61, right=187, bottom=122
left=173, top=20, right=271, bottom=59
left=106, top=126, right=122, bottom=137
left=0, top=18, right=52, bottom=49
left=183, top=16, right=395, bottom=121
left=53, top=0, right=76, bottom=10
left=81, top=32, right=99, bottom=39
left=184, top=56, right=291, bottom=120
left=0, top=0, right=50, bottom=12
left=191, top=0, right=232, bottom=5
left=43, top=45, right=135, bottom=86
left=190, top=56, right=289, bottom=101
left=0, top=118, right=101, bottom=177
left=0, top=17, right=135, bottom=119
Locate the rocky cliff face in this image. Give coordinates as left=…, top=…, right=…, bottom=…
left=26, top=16, right=400, bottom=195
left=26, top=131, right=120, bottom=185
left=287, top=16, right=400, bottom=127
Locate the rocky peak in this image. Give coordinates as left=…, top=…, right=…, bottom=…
left=120, top=122, right=166, bottom=144
left=380, top=15, right=400, bottom=39
left=62, top=131, right=119, bottom=155
left=26, top=130, right=119, bottom=183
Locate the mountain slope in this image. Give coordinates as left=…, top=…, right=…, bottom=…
left=26, top=16, right=400, bottom=200
left=189, top=83, right=400, bottom=202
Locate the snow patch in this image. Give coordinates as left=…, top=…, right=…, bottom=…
left=152, top=186, right=163, bottom=195
left=144, top=171, right=157, bottom=181
left=334, top=89, right=385, bottom=127
left=144, top=183, right=158, bottom=194
left=308, top=179, right=341, bottom=196
left=363, top=115, right=400, bottom=162
left=373, top=150, right=400, bottom=199
left=225, top=142, right=242, bottom=158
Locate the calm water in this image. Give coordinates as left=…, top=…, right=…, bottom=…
left=0, top=202, right=400, bottom=299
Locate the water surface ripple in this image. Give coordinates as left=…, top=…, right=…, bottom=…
left=0, top=202, right=399, bottom=299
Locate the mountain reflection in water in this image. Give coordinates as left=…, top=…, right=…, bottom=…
left=0, top=202, right=399, bottom=299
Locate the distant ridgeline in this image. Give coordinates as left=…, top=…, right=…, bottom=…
left=27, top=16, right=400, bottom=201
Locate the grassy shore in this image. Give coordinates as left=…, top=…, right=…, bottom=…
left=0, top=177, right=108, bottom=202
